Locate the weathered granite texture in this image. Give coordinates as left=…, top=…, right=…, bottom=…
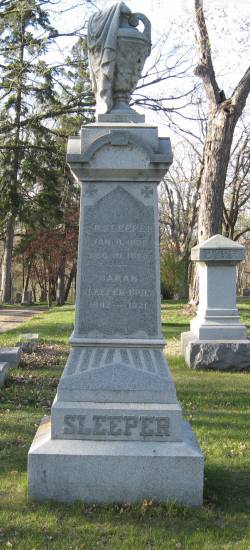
left=51, top=397, right=183, bottom=442
left=28, top=119, right=204, bottom=504
left=0, top=347, right=21, bottom=368
left=181, top=235, right=249, bottom=370
left=87, top=2, right=151, bottom=117
left=181, top=332, right=250, bottom=371
left=190, top=235, right=246, bottom=340
left=28, top=418, right=203, bottom=505
left=57, top=347, right=177, bottom=403
left=17, top=333, right=39, bottom=353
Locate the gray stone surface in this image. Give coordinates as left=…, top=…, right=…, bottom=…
left=51, top=398, right=182, bottom=442
left=76, top=185, right=158, bottom=339
left=191, top=234, right=245, bottom=263
left=57, top=346, right=177, bottom=403
left=98, top=110, right=145, bottom=123
left=28, top=417, right=204, bottom=505
left=189, top=235, right=247, bottom=341
left=0, top=347, right=21, bottom=367
left=17, top=333, right=39, bottom=352
left=67, top=124, right=172, bottom=182
left=182, top=235, right=249, bottom=371
left=182, top=331, right=250, bottom=370
left=0, top=362, right=8, bottom=387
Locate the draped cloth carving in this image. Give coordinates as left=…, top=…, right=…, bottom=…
left=88, top=2, right=129, bottom=114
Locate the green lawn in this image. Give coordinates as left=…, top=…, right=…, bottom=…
left=0, top=301, right=250, bottom=550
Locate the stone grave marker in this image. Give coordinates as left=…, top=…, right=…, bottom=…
left=17, top=333, right=39, bottom=353
left=181, top=234, right=250, bottom=370
left=0, top=347, right=21, bottom=368
left=0, top=362, right=9, bottom=387
left=28, top=2, right=204, bottom=505
left=21, top=290, right=33, bottom=306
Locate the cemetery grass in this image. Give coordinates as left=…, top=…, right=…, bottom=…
left=0, top=302, right=249, bottom=550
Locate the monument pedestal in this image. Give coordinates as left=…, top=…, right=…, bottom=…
left=182, top=235, right=250, bottom=370
left=29, top=418, right=203, bottom=505
left=28, top=119, right=204, bottom=505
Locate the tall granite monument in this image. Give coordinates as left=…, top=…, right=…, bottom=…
left=28, top=2, right=204, bottom=504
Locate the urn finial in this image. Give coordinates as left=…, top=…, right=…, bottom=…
left=87, top=2, right=151, bottom=121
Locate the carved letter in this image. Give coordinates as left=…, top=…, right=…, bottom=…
left=140, top=416, right=155, bottom=436
left=78, top=415, right=91, bottom=435
left=64, top=415, right=76, bottom=435
left=109, top=416, right=123, bottom=436
left=93, top=415, right=107, bottom=436
left=156, top=417, right=170, bottom=436
left=124, top=416, right=138, bottom=436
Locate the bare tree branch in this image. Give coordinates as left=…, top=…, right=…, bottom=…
left=194, top=0, right=221, bottom=106
left=232, top=66, right=250, bottom=112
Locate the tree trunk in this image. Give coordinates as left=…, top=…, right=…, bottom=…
left=190, top=264, right=199, bottom=305
left=56, top=261, right=66, bottom=306
left=32, top=284, right=37, bottom=304
left=64, top=262, right=77, bottom=303
left=178, top=251, right=190, bottom=300
left=0, top=216, right=15, bottom=303
left=198, top=107, right=238, bottom=242
left=47, top=279, right=52, bottom=308
left=21, top=261, right=32, bottom=302
left=51, top=280, right=56, bottom=302
left=1, top=20, right=25, bottom=303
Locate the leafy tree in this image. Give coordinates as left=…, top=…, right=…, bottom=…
left=0, top=1, right=93, bottom=302
left=0, top=0, right=60, bottom=301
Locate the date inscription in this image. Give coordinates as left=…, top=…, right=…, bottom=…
left=78, top=185, right=158, bottom=336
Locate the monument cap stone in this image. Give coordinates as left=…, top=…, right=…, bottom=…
left=191, top=234, right=245, bottom=263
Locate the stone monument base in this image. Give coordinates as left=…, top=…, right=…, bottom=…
left=28, top=417, right=204, bottom=505
left=181, top=331, right=250, bottom=370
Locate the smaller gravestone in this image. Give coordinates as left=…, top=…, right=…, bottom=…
left=0, top=362, right=9, bottom=387
left=17, top=333, right=39, bottom=353
left=15, top=292, right=22, bottom=303
left=21, top=290, right=33, bottom=305
left=242, top=287, right=250, bottom=297
left=181, top=235, right=250, bottom=370
left=0, top=347, right=21, bottom=368
left=39, top=290, right=47, bottom=302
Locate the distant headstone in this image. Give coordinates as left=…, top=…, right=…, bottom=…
left=182, top=235, right=250, bottom=370
left=15, top=292, right=22, bottom=303
left=17, top=333, right=39, bottom=353
left=39, top=290, right=47, bottom=302
left=21, top=290, right=33, bottom=305
left=0, top=347, right=21, bottom=368
left=242, top=287, right=250, bottom=297
left=0, top=362, right=9, bottom=387
left=28, top=2, right=204, bottom=506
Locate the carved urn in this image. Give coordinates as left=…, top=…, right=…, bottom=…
left=113, top=11, right=151, bottom=110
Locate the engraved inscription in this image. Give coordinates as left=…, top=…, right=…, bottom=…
left=63, top=414, right=170, bottom=440
left=78, top=186, right=158, bottom=337
left=192, top=248, right=243, bottom=261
